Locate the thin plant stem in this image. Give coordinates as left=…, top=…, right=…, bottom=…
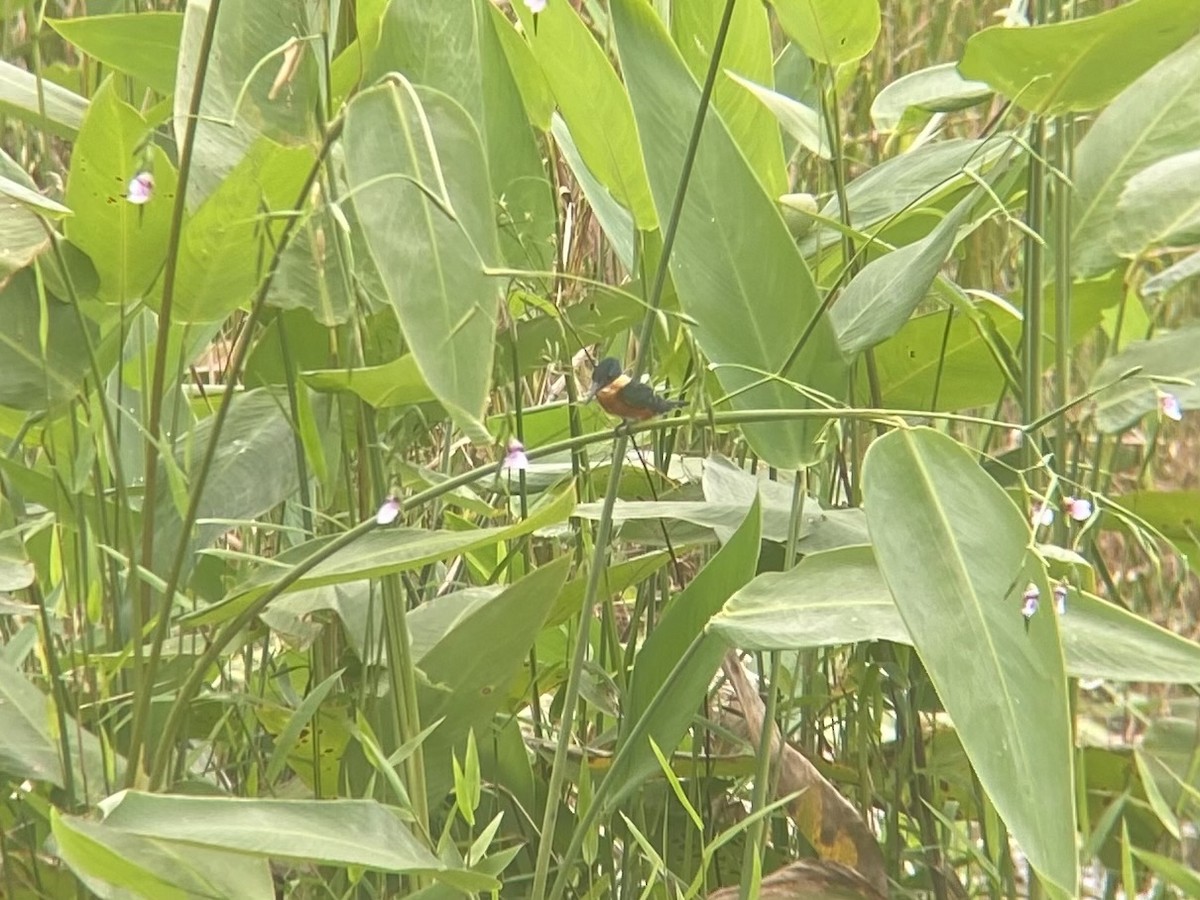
left=529, top=2, right=741, bottom=898
left=127, top=0, right=224, bottom=781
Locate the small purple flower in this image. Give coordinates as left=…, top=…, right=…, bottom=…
left=524, top=0, right=547, bottom=13
left=1021, top=583, right=1040, bottom=621
left=1030, top=503, right=1054, bottom=528
left=126, top=171, right=154, bottom=205
left=503, top=438, right=528, bottom=472
left=375, top=495, right=401, bottom=525
left=1063, top=496, right=1092, bottom=522
left=1158, top=391, right=1183, bottom=422
left=1053, top=583, right=1068, bottom=616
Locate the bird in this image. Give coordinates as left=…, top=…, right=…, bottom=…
left=587, top=357, right=685, bottom=426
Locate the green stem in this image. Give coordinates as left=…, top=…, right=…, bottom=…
left=531, top=3, right=739, bottom=897
left=127, top=0, right=224, bottom=782
left=141, top=117, right=345, bottom=788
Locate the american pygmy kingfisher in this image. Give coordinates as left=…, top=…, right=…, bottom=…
left=588, top=357, right=685, bottom=424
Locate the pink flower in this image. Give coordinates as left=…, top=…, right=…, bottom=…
left=1021, top=583, right=1040, bottom=621
left=524, top=0, right=547, bottom=12
left=1052, top=583, right=1068, bottom=616
left=503, top=438, right=528, bottom=471
left=1158, top=391, right=1183, bottom=422
left=1030, top=503, right=1054, bottom=528
left=126, top=172, right=154, bottom=205
left=375, top=495, right=401, bottom=525
left=1063, top=496, right=1092, bottom=522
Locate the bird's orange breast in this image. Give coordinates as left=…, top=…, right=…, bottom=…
left=595, top=378, right=657, bottom=421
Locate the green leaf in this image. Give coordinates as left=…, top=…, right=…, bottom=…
left=1090, top=324, right=1200, bottom=432
left=371, top=0, right=556, bottom=270
left=93, top=791, right=497, bottom=891
left=0, top=662, right=119, bottom=803
left=1143, top=248, right=1200, bottom=298
left=303, top=355, right=436, bottom=409
left=485, top=2, right=554, bottom=130
left=959, top=0, right=1200, bottom=116
left=168, top=139, right=314, bottom=323
left=151, top=388, right=303, bottom=578
left=188, top=487, right=576, bottom=626
left=1111, top=150, right=1200, bottom=258
left=710, top=546, right=1200, bottom=684
left=64, top=76, right=177, bottom=304
left=512, top=0, right=657, bottom=228
left=0, top=269, right=94, bottom=411
left=612, top=0, right=844, bottom=467
left=671, top=0, right=787, bottom=194
left=606, top=497, right=761, bottom=812
left=417, top=558, right=570, bottom=801
left=872, top=271, right=1122, bottom=412
left=53, top=808, right=274, bottom=900
left=727, top=72, right=831, bottom=160
left=804, top=138, right=999, bottom=256
left=48, top=13, right=183, bottom=95
left=710, top=545, right=907, bottom=650
left=0, top=662, right=66, bottom=786
left=174, top=0, right=322, bottom=205
left=862, top=428, right=1077, bottom=897
left=0, top=58, right=87, bottom=139
left=770, top=0, right=881, bottom=66
left=343, top=81, right=502, bottom=443
left=0, top=164, right=71, bottom=219
left=830, top=191, right=976, bottom=356
left=1071, top=35, right=1200, bottom=276
left=1131, top=848, right=1200, bottom=897
left=870, top=62, right=992, bottom=132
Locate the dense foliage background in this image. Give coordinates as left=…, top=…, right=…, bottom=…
left=1, top=0, right=1200, bottom=897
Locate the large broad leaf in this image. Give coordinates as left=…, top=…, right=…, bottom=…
left=612, top=0, right=844, bottom=467
left=512, top=0, right=656, bottom=228
left=960, top=0, right=1200, bottom=116
left=64, top=76, right=176, bottom=305
left=175, top=0, right=322, bottom=205
left=343, top=81, right=502, bottom=443
left=164, top=139, right=314, bottom=323
left=369, top=0, right=556, bottom=271
left=90, top=791, right=496, bottom=891
left=0, top=663, right=119, bottom=803
left=872, top=271, right=1122, bottom=412
left=187, top=487, right=576, bottom=626
left=151, top=388, right=303, bottom=578
left=862, top=428, right=1077, bottom=897
left=0, top=269, right=94, bottom=410
left=1071, top=36, right=1200, bottom=276
left=803, top=138, right=999, bottom=256
left=831, top=191, right=976, bottom=356
left=164, top=145, right=310, bottom=322
left=770, top=0, right=881, bottom=66
left=710, top=546, right=1200, bottom=684
left=604, top=497, right=760, bottom=813
left=1111, top=150, right=1200, bottom=259
left=0, top=663, right=68, bottom=786
left=1090, top=324, right=1200, bottom=432
left=303, top=355, right=436, bottom=409
left=0, top=58, right=87, bottom=139
left=671, top=0, right=786, bottom=195
left=870, top=62, right=992, bottom=132
left=576, top=472, right=867, bottom=551
left=416, top=558, right=570, bottom=800
left=0, top=146, right=72, bottom=277
left=53, top=809, right=273, bottom=900
left=48, top=13, right=183, bottom=95
left=728, top=72, right=831, bottom=160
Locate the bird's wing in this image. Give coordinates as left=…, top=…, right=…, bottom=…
left=618, top=381, right=683, bottom=413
